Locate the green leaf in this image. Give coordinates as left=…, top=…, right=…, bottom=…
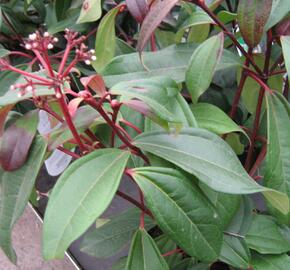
left=264, top=92, right=290, bottom=223
left=102, top=43, right=241, bottom=88
left=0, top=136, right=47, bottom=263
left=265, top=0, right=290, bottom=30
left=42, top=149, right=130, bottom=259
left=186, top=33, right=224, bottom=103
left=131, top=167, right=223, bottom=262
left=77, top=0, right=102, bottom=24
left=0, top=110, right=38, bottom=171
left=191, top=103, right=246, bottom=136
left=281, top=36, right=290, bottom=83
left=225, top=133, right=245, bottom=155
left=251, top=253, right=290, bottom=270
left=80, top=207, right=155, bottom=258
left=92, top=5, right=120, bottom=72
left=46, top=106, right=105, bottom=150
left=126, top=228, right=169, bottom=270
left=110, top=77, right=182, bottom=130
left=246, top=215, right=290, bottom=254
left=217, top=10, right=237, bottom=24
left=237, top=0, right=272, bottom=47
left=133, top=128, right=289, bottom=214
left=220, top=236, right=251, bottom=269
left=54, top=0, right=72, bottom=21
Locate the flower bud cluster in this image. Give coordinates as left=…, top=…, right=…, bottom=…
left=75, top=43, right=97, bottom=66
left=24, top=31, right=59, bottom=51
left=9, top=82, right=35, bottom=97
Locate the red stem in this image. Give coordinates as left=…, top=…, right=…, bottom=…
left=9, top=51, right=33, bottom=58
left=57, top=146, right=80, bottom=159
left=249, top=144, right=267, bottom=177
left=162, top=248, right=182, bottom=257
left=120, top=119, right=142, bottom=134
left=139, top=188, right=145, bottom=229
left=58, top=43, right=71, bottom=75
left=284, top=77, right=289, bottom=99
left=150, top=34, right=157, bottom=52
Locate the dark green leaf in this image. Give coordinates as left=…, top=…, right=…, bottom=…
left=42, top=149, right=130, bottom=259
left=133, top=128, right=289, bottom=214
left=126, top=228, right=169, bottom=270
left=251, top=253, right=290, bottom=270
left=80, top=207, right=155, bottom=258
left=132, top=167, right=223, bottom=262
left=0, top=136, right=47, bottom=263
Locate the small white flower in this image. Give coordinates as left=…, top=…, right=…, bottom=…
left=26, top=85, right=33, bottom=92
left=32, top=42, right=38, bottom=48
left=53, top=37, right=59, bottom=43
left=43, top=32, right=50, bottom=37
left=47, top=43, right=54, bottom=49
left=90, top=49, right=95, bottom=54
left=85, top=59, right=91, bottom=65
left=29, top=33, right=37, bottom=41
left=17, top=92, right=23, bottom=98
left=10, top=85, right=15, bottom=90
left=56, top=92, right=62, bottom=99
left=91, top=55, right=97, bottom=61
left=25, top=44, right=32, bottom=50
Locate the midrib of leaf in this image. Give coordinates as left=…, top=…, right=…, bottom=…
left=140, top=176, right=218, bottom=257
left=222, top=240, right=248, bottom=264
left=51, top=151, right=127, bottom=258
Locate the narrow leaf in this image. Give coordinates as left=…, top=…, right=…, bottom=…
left=133, top=128, right=289, bottom=214
left=186, top=33, right=224, bottom=103
left=281, top=36, right=290, bottom=83
left=237, top=0, right=272, bottom=47
left=126, top=0, right=148, bottom=23
left=0, top=137, right=47, bottom=263
left=126, top=228, right=169, bottom=270
left=42, top=149, right=130, bottom=259
left=137, top=0, right=179, bottom=53
left=132, top=167, right=223, bottom=262
left=0, top=110, right=38, bottom=171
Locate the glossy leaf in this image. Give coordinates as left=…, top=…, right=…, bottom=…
left=80, top=207, right=155, bottom=258
left=251, top=253, right=290, bottom=270
left=281, top=36, right=290, bottom=83
left=133, top=128, right=289, bottom=214
left=220, top=236, right=251, bottom=269
left=132, top=167, right=223, bottom=262
left=0, top=105, right=13, bottom=136
left=126, top=228, right=169, bottom=270
left=92, top=5, right=120, bottom=72
left=264, top=92, right=290, bottom=223
left=137, top=0, right=179, bottom=52
left=0, top=137, right=47, bottom=263
left=186, top=33, right=224, bottom=103
left=237, top=0, right=272, bottom=47
left=42, top=149, right=130, bottom=259
left=126, top=0, right=148, bottom=22
left=190, top=103, right=246, bottom=136
left=77, top=0, right=102, bottom=24
left=110, top=77, right=182, bottom=130
left=0, top=110, right=38, bottom=171
left=246, top=215, right=290, bottom=254
left=265, top=0, right=290, bottom=30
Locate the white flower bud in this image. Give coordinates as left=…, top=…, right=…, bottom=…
left=29, top=33, right=37, bottom=40
left=85, top=59, right=91, bottom=65
left=10, top=85, right=15, bottom=90
left=43, top=32, right=50, bottom=37
left=53, top=37, right=59, bottom=43
left=90, top=49, right=95, bottom=54
left=17, top=92, right=23, bottom=98
left=26, top=85, right=33, bottom=92
left=47, top=43, right=54, bottom=49
left=91, top=55, right=97, bottom=61
left=25, top=44, right=32, bottom=50
left=56, top=92, right=62, bottom=99
left=32, top=42, right=38, bottom=48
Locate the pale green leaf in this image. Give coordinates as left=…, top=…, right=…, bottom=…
left=77, top=0, right=102, bottom=24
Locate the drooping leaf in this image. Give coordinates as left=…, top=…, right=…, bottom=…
left=133, top=128, right=289, bottom=214
left=251, top=253, right=290, bottom=270
left=0, top=110, right=38, bottom=171
left=246, top=215, right=290, bottom=254
left=110, top=77, right=182, bottom=130
left=264, top=92, right=290, bottom=223
left=92, top=5, right=121, bottom=72
left=220, top=236, right=251, bottom=269
left=281, top=36, right=290, bottom=83
left=77, top=0, right=102, bottom=24
left=126, top=228, right=169, bottom=270
left=42, top=149, right=130, bottom=259
left=137, top=0, right=179, bottom=53
left=80, top=207, right=155, bottom=258
left=265, top=0, right=290, bottom=30
left=237, top=0, right=272, bottom=47
left=190, top=103, right=246, bottom=136
left=0, top=136, right=47, bottom=263
left=131, top=167, right=223, bottom=262
left=186, top=33, right=224, bottom=103
left=126, top=0, right=148, bottom=23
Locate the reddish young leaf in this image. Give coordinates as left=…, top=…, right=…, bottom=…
left=80, top=74, right=107, bottom=96
left=0, top=110, right=39, bottom=171
left=137, top=0, right=179, bottom=53
left=0, top=105, right=14, bottom=136
left=237, top=0, right=272, bottom=48
left=126, top=0, right=149, bottom=23
left=275, top=16, right=290, bottom=36
left=68, top=98, right=84, bottom=117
